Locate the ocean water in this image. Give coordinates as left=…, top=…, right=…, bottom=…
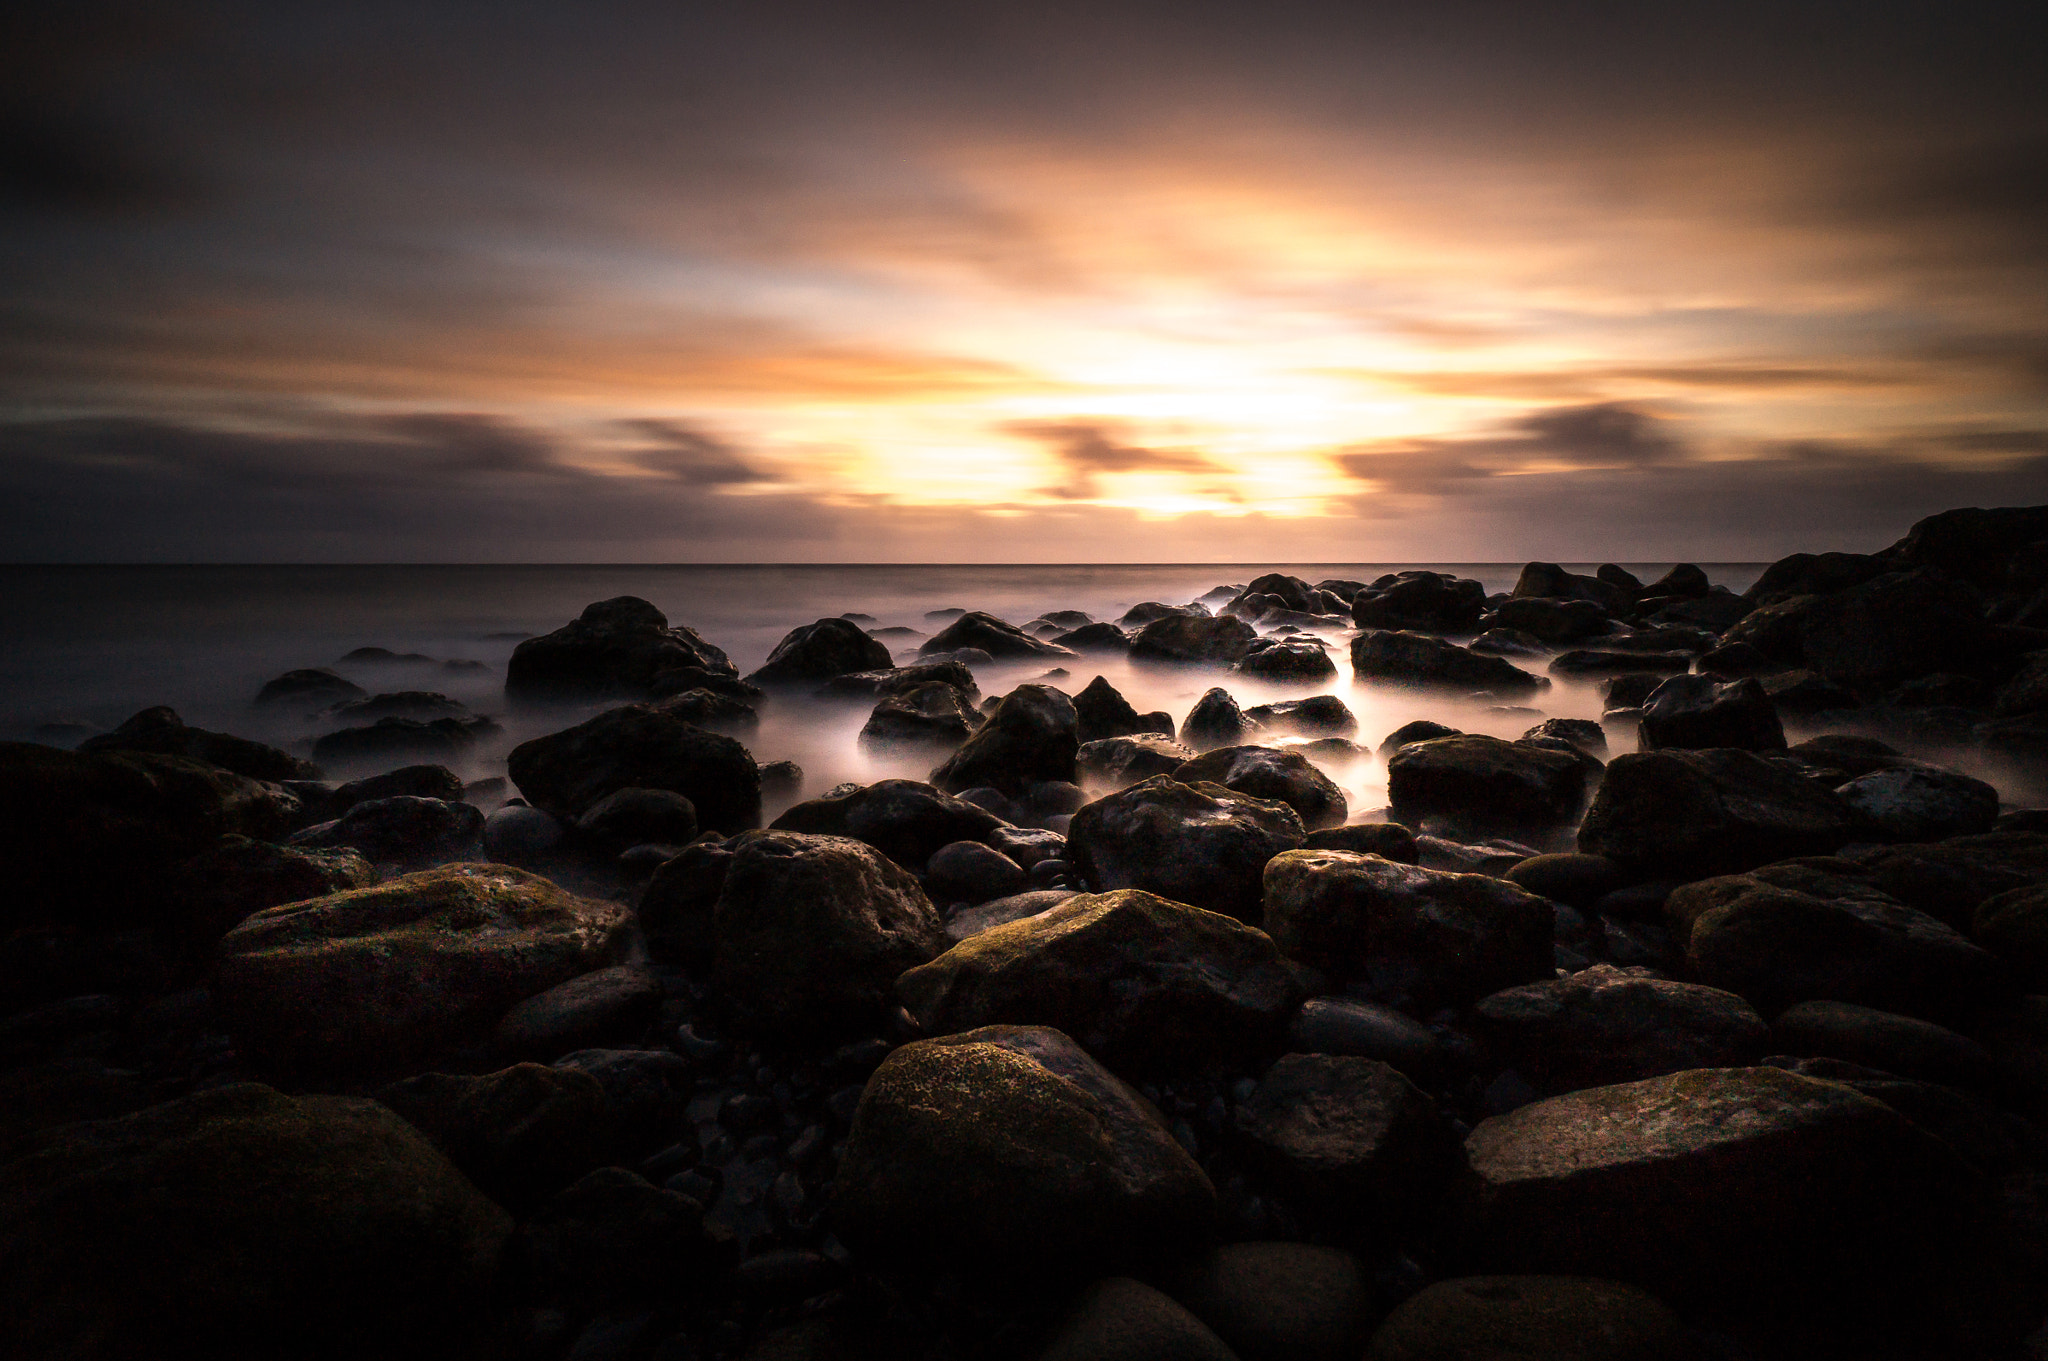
left=0, top=562, right=1768, bottom=822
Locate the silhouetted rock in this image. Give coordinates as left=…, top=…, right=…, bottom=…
left=80, top=706, right=319, bottom=782
left=1175, top=745, right=1347, bottom=830
left=253, top=667, right=367, bottom=710
left=746, top=617, right=893, bottom=686
left=289, top=794, right=485, bottom=869
left=1351, top=631, right=1547, bottom=695
left=1234, top=638, right=1339, bottom=682
left=1578, top=749, right=1857, bottom=879
left=1130, top=613, right=1259, bottom=666
left=860, top=681, right=981, bottom=749
left=919, top=611, right=1073, bottom=660
left=1638, top=674, right=1786, bottom=751
left=770, top=778, right=1006, bottom=870
left=1181, top=686, right=1254, bottom=751
left=1074, top=674, right=1156, bottom=743
left=931, top=684, right=1079, bottom=795
left=506, top=596, right=735, bottom=702
left=1350, top=572, right=1486, bottom=633
left=1387, top=735, right=1588, bottom=835
left=1068, top=776, right=1305, bottom=923
left=508, top=703, right=760, bottom=832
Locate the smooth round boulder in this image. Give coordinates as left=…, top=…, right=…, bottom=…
left=507, top=703, right=761, bottom=832
left=1577, top=749, right=1858, bottom=880
left=1129, top=614, right=1259, bottom=666
left=1350, top=573, right=1487, bottom=633
left=926, top=839, right=1029, bottom=905
left=1234, top=639, right=1339, bottom=683
left=1637, top=675, right=1786, bottom=751
left=1077, top=734, right=1196, bottom=790
left=1377, top=719, right=1460, bottom=760
left=1387, top=736, right=1587, bottom=836
left=214, top=863, right=632, bottom=1080
left=920, top=611, right=1074, bottom=660
left=483, top=803, right=567, bottom=865
left=931, top=684, right=1080, bottom=797
left=1836, top=766, right=2000, bottom=842
left=1171, top=1242, right=1372, bottom=1361
left=1067, top=776, right=1306, bottom=923
left=831, top=1025, right=1215, bottom=1269
left=1175, top=745, right=1347, bottom=831
left=0, top=1083, right=512, bottom=1361
left=745, top=617, right=893, bottom=687
left=331, top=762, right=465, bottom=813
left=1245, top=695, right=1357, bottom=739
left=253, top=667, right=367, bottom=710
left=1287, top=997, right=1441, bottom=1083
left=505, top=596, right=735, bottom=702
left=1502, top=853, right=1626, bottom=908
left=1367, top=1276, right=1700, bottom=1361
left=492, top=963, right=663, bottom=1062
left=770, top=778, right=1006, bottom=871
left=1036, top=1277, right=1238, bottom=1361
left=1351, top=631, right=1547, bottom=696
left=1972, top=882, right=2048, bottom=990
left=573, top=786, right=698, bottom=850
left=1303, top=822, right=1419, bottom=863
left=896, top=888, right=1304, bottom=1074
left=1769, top=999, right=1992, bottom=1088
left=289, top=794, right=485, bottom=869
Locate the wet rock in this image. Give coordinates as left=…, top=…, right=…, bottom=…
left=1502, top=852, right=1625, bottom=908
left=832, top=1025, right=1215, bottom=1268
left=1973, top=881, right=2048, bottom=990
left=1468, top=627, right=1548, bottom=658
left=770, top=778, right=1006, bottom=871
left=1067, top=776, right=1306, bottom=923
left=931, top=684, right=1080, bottom=796
left=1637, top=674, right=1785, bottom=751
left=377, top=1062, right=614, bottom=1210
left=920, top=611, right=1074, bottom=660
left=1245, top=695, right=1357, bottom=739
left=506, top=596, right=735, bottom=702
left=1169, top=1244, right=1371, bottom=1361
left=290, top=794, right=486, bottom=869
left=1478, top=597, right=1612, bottom=643
left=1520, top=717, right=1606, bottom=757
left=1761, top=668, right=1861, bottom=714
left=494, top=964, right=663, bottom=1061
left=1377, top=719, right=1460, bottom=760
left=945, top=888, right=1079, bottom=942
left=1387, top=735, right=1588, bottom=836
left=328, top=690, right=476, bottom=724
left=0, top=1083, right=512, bottom=1361
left=215, top=863, right=631, bottom=1080
left=312, top=715, right=496, bottom=767
left=710, top=831, right=947, bottom=1039
left=1174, top=745, right=1347, bottom=830
left=1770, top=999, right=1991, bottom=1087
left=1128, top=614, right=1259, bottom=666
left=1835, top=766, right=2000, bottom=842
left=926, top=839, right=1028, bottom=905
left=1286, top=998, right=1440, bottom=1083
left=253, top=667, right=367, bottom=710
left=485, top=803, right=568, bottom=865
left=1120, top=601, right=1206, bottom=627
left=819, top=658, right=981, bottom=705
left=1349, top=573, right=1487, bottom=633
left=1037, top=1276, right=1237, bottom=1361
left=508, top=703, right=761, bottom=832
left=331, top=762, right=465, bottom=812
left=1577, top=748, right=1857, bottom=879
left=80, top=705, right=319, bottom=782
left=1366, top=1276, right=1700, bottom=1361
left=1234, top=639, right=1339, bottom=683
left=652, top=686, right=760, bottom=732
left=168, top=834, right=376, bottom=943
left=897, top=889, right=1303, bottom=1074
left=1073, top=737, right=1196, bottom=798
left=746, top=617, right=893, bottom=686
left=1263, top=850, right=1552, bottom=1010
left=989, top=823, right=1068, bottom=868
left=519, top=1167, right=730, bottom=1307
left=572, top=786, right=698, bottom=852
left=1548, top=648, right=1692, bottom=678
left=1447, top=1067, right=2019, bottom=1352
left=1180, top=687, right=1254, bottom=752
left=1352, top=631, right=1547, bottom=695
left=1072, top=675, right=1157, bottom=744
left=1054, top=622, right=1133, bottom=653
left=1472, top=965, right=1768, bottom=1095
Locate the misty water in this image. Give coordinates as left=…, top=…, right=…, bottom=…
left=2, top=562, right=1797, bottom=825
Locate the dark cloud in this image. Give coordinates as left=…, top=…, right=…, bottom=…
left=1333, top=402, right=1683, bottom=494
left=616, top=419, right=774, bottom=485
left=1359, top=364, right=1917, bottom=402
left=1005, top=419, right=1223, bottom=498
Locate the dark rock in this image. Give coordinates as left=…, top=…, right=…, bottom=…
left=506, top=597, right=735, bottom=702
left=710, top=831, right=947, bottom=1039
left=1447, top=1067, right=2020, bottom=1352
left=574, top=787, right=698, bottom=850
left=1349, top=573, right=1486, bottom=633
left=1054, top=622, right=1133, bottom=653
left=897, top=889, right=1304, bottom=1074
left=1075, top=675, right=1155, bottom=744
left=1549, top=648, right=1693, bottom=678
left=1599, top=673, right=1662, bottom=709
left=168, top=834, right=376, bottom=943
left=377, top=1062, right=614, bottom=1210
left=1479, top=597, right=1612, bottom=644
left=858, top=682, right=981, bottom=749
left=1067, top=776, right=1306, bottom=923
left=1245, top=695, right=1357, bottom=739
left=1353, top=631, right=1547, bottom=695
left=1510, top=562, right=1630, bottom=613
left=0, top=1083, right=511, bottom=1361
left=1376, top=719, right=1460, bottom=760
left=1473, top=965, right=1768, bottom=1095
left=253, top=668, right=366, bottom=710
left=1119, top=601, right=1204, bottom=627
left=551, top=1048, right=693, bottom=1157
left=1835, top=766, right=1999, bottom=841
left=312, top=715, right=496, bottom=766
left=1578, top=749, right=1858, bottom=879
left=1366, top=1277, right=1700, bottom=1361
left=1770, top=999, right=1991, bottom=1087
left=932, top=684, right=1079, bottom=796
left=1226, top=573, right=1319, bottom=616
left=1887, top=504, right=2048, bottom=591
left=1303, top=822, right=1418, bottom=863
left=1973, top=881, right=2048, bottom=990
left=1263, top=850, right=1552, bottom=1010
left=1129, top=614, right=1259, bottom=666
left=1730, top=568, right=2041, bottom=689
left=337, top=646, right=435, bottom=665
left=1286, top=998, right=1439, bottom=1082
left=1037, top=1277, right=1237, bottom=1361
left=1077, top=734, right=1197, bottom=790
left=215, top=863, right=631, bottom=1080
left=771, top=778, right=1006, bottom=870
left=494, top=964, right=663, bottom=1061
left=1170, top=1242, right=1371, bottom=1361
left=1518, top=718, right=1605, bottom=758
left=818, top=658, right=981, bottom=705
left=328, top=690, right=476, bottom=723
left=945, top=888, right=1079, bottom=942
left=1387, top=735, right=1588, bottom=835
left=759, top=759, right=803, bottom=804
left=331, top=762, right=465, bottom=812
left=80, top=706, right=319, bottom=782
left=484, top=804, right=568, bottom=865
left=926, top=839, right=1027, bottom=904
left=289, top=795, right=485, bottom=869
left=1179, top=687, right=1254, bottom=751
left=747, top=617, right=893, bottom=686
left=919, top=611, right=1074, bottom=661
left=1174, top=745, right=1347, bottom=830
left=519, top=1167, right=728, bottom=1307
left=1502, top=852, right=1624, bottom=907
left=1643, top=588, right=1752, bottom=631
left=1744, top=550, right=1890, bottom=605
left=508, top=703, right=760, bottom=832
left=1638, top=674, right=1785, bottom=751
left=989, top=824, right=1068, bottom=869
left=651, top=687, right=759, bottom=732
left=1467, top=627, right=1548, bottom=658
left=1234, top=639, right=1339, bottom=683
left=832, top=1025, right=1214, bottom=1267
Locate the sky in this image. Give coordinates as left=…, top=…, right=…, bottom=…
left=3, top=0, right=2046, bottom=562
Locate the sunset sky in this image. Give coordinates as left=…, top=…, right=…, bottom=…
left=4, top=1, right=2046, bottom=561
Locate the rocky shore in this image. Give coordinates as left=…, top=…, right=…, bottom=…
left=9, top=505, right=2048, bottom=1359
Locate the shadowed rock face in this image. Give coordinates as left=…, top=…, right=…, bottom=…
left=1577, top=748, right=1857, bottom=880
left=832, top=1025, right=1215, bottom=1268
left=1350, top=631, right=1547, bottom=695
left=919, top=611, right=1073, bottom=660
left=769, top=778, right=1006, bottom=870
left=745, top=617, right=892, bottom=687
left=507, top=703, right=761, bottom=832
left=1386, top=735, right=1588, bottom=836
left=930, top=684, right=1079, bottom=796
left=506, top=596, right=734, bottom=702
left=1174, top=745, right=1348, bottom=831
left=1129, top=614, right=1259, bottom=666
left=1067, top=776, right=1306, bottom=924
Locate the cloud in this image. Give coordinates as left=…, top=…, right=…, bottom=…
left=1004, top=419, right=1224, bottom=498
left=1333, top=402, right=1684, bottom=494
left=1352, top=364, right=1920, bottom=402
left=616, top=418, right=774, bottom=485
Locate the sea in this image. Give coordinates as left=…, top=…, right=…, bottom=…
left=0, top=562, right=1770, bottom=821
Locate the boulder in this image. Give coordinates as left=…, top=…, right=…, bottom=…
left=710, top=831, right=947, bottom=1039
left=1386, top=735, right=1588, bottom=835
left=1226, top=573, right=1319, bottom=615
left=331, top=762, right=465, bottom=812
left=1129, top=614, right=1259, bottom=666
left=1637, top=675, right=1785, bottom=751
left=376, top=1061, right=613, bottom=1210
left=1180, top=687, right=1254, bottom=751
left=1287, top=998, right=1440, bottom=1083
left=1727, top=568, right=2038, bottom=689
left=1972, top=882, right=2048, bottom=990
left=1885, top=504, right=2048, bottom=591
left=214, top=863, right=631, bottom=1079
left=770, top=778, right=1007, bottom=870
left=931, top=684, right=1080, bottom=796
left=1835, top=766, right=2000, bottom=842
left=1067, top=776, right=1306, bottom=923
left=1263, top=851, right=1553, bottom=1010
left=1366, top=1277, right=1700, bottom=1361
left=1510, top=562, right=1630, bottom=613
left=1350, top=573, right=1487, bottom=634
left=1478, top=597, right=1612, bottom=644
left=289, top=795, right=485, bottom=868
left=1377, top=719, right=1460, bottom=759
left=79, top=706, right=319, bottom=782
left=896, top=889, right=1303, bottom=1074
left=252, top=668, right=366, bottom=710
left=1232, top=1053, right=1462, bottom=1233
left=1174, top=746, right=1347, bottom=831
left=859, top=681, right=981, bottom=749
left=1054, top=622, right=1133, bottom=653
left=817, top=658, right=980, bottom=704
left=945, top=888, right=1079, bottom=943
left=1548, top=649, right=1693, bottom=678
left=1448, top=1067, right=2020, bottom=1351
left=168, top=834, right=377, bottom=943
left=925, top=839, right=1028, bottom=905
left=492, top=963, right=663, bottom=1061
left=1521, top=717, right=1606, bottom=756
left=0, top=1083, right=511, bottom=1361
left=1769, top=999, right=1991, bottom=1087
left=1351, top=631, right=1547, bottom=695
left=650, top=686, right=758, bottom=731
left=1245, top=695, right=1357, bottom=739
left=1234, top=640, right=1339, bottom=683
left=1077, top=734, right=1198, bottom=790
left=920, top=611, right=1073, bottom=660
left=505, top=596, right=734, bottom=702
left=834, top=1025, right=1214, bottom=1269
left=1501, top=852, right=1625, bottom=908
left=507, top=703, right=761, bottom=832
left=482, top=804, right=566, bottom=865
left=327, top=690, right=476, bottom=724
left=1035, top=1277, right=1237, bottom=1361
left=518, top=1167, right=731, bottom=1308
left=573, top=786, right=698, bottom=850
left=1472, top=965, right=1768, bottom=1095
left=1169, top=1245, right=1373, bottom=1361
left=1065, top=676, right=1145, bottom=745
left=1304, top=823, right=1419, bottom=863
left=311, top=715, right=494, bottom=767
left=746, top=617, right=892, bottom=686
left=1577, top=749, right=1858, bottom=879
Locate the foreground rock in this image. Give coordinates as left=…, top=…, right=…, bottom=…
left=1367, top=1277, right=1701, bottom=1361
left=1449, top=1067, right=2023, bottom=1353
left=79, top=705, right=319, bottom=782
left=860, top=681, right=982, bottom=749
left=168, top=834, right=377, bottom=943
left=214, top=864, right=631, bottom=1079
left=770, top=778, right=1005, bottom=871
left=1172, top=1241, right=1373, bottom=1361
left=1351, top=631, right=1547, bottom=696
left=832, top=1025, right=1215, bottom=1268
left=0, top=1083, right=511, bottom=1361
left=1637, top=674, right=1786, bottom=751
left=931, top=684, right=1079, bottom=796
left=745, top=616, right=892, bottom=686
left=920, top=611, right=1073, bottom=660
left=507, top=703, right=761, bottom=832
left=1174, top=745, right=1348, bottom=830
left=289, top=794, right=485, bottom=869
left=1077, top=734, right=1196, bottom=790
left=711, top=831, right=947, bottom=1039
left=1067, top=776, right=1306, bottom=923
left=1472, top=965, right=1768, bottom=1095
left=505, top=596, right=735, bottom=701
left=1263, top=851, right=1553, bottom=1010
left=896, top=889, right=1303, bottom=1073
left=1386, top=735, right=1588, bottom=837
left=1577, top=748, right=1857, bottom=879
